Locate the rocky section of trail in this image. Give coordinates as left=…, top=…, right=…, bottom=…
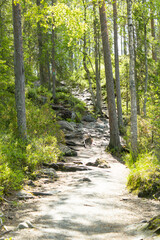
left=1, top=88, right=160, bottom=240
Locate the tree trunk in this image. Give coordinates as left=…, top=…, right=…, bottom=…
left=52, top=0, right=56, bottom=99
left=47, top=51, right=51, bottom=91
left=99, top=0, right=120, bottom=150
left=123, top=22, right=127, bottom=55
left=143, top=4, right=148, bottom=117
left=134, top=24, right=140, bottom=115
left=37, top=0, right=45, bottom=85
left=93, top=1, right=102, bottom=113
left=12, top=0, right=27, bottom=139
left=127, top=0, right=138, bottom=158
left=150, top=4, right=157, bottom=62
left=113, top=0, right=123, bottom=130
left=83, top=0, right=96, bottom=107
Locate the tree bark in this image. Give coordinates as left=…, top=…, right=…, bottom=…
left=99, top=0, right=120, bottom=149
left=143, top=0, right=148, bottom=117
left=150, top=3, right=157, bottom=62
left=127, top=0, right=138, bottom=157
left=37, top=0, right=45, bottom=85
left=52, top=0, right=56, bottom=99
left=134, top=24, right=140, bottom=115
left=113, top=0, right=123, bottom=130
left=83, top=0, right=96, bottom=107
left=93, top=1, right=102, bottom=113
left=123, top=22, right=127, bottom=55
left=12, top=0, right=27, bottom=139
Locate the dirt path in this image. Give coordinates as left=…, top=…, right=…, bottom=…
left=4, top=116, right=160, bottom=240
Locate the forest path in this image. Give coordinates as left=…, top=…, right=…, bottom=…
left=5, top=89, right=160, bottom=240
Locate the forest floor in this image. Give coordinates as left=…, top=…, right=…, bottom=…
left=2, top=89, right=160, bottom=240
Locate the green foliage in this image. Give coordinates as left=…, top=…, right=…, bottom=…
left=55, top=90, right=86, bottom=122
left=26, top=135, right=61, bottom=171
left=126, top=152, right=160, bottom=197
left=0, top=83, right=63, bottom=195
left=0, top=162, right=24, bottom=194
left=55, top=91, right=86, bottom=111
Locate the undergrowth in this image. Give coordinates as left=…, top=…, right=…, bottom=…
left=123, top=115, right=160, bottom=198
left=0, top=84, right=64, bottom=196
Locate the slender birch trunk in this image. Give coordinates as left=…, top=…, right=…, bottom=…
left=127, top=0, right=138, bottom=157
left=93, top=1, right=102, bottom=113
left=83, top=0, right=96, bottom=107
left=150, top=3, right=157, bottom=62
left=37, top=0, right=45, bottom=85
left=143, top=0, right=148, bottom=117
left=113, top=0, right=123, bottom=130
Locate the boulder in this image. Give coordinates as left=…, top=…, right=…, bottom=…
left=58, top=121, right=75, bottom=131
left=57, top=109, right=72, bottom=120
left=40, top=168, right=59, bottom=179
left=18, top=221, right=34, bottom=230
left=59, top=144, right=77, bottom=157
left=65, top=132, right=83, bottom=140
left=43, top=162, right=90, bottom=172
left=16, top=190, right=34, bottom=200
left=79, top=177, right=91, bottom=182
left=82, top=114, right=96, bottom=122
left=84, top=137, right=93, bottom=147
left=86, top=158, right=110, bottom=168
left=31, top=191, right=53, bottom=196
left=66, top=140, right=84, bottom=147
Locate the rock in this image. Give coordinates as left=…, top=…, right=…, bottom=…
left=65, top=132, right=83, bottom=140
left=18, top=221, right=34, bottom=230
left=154, top=191, right=160, bottom=199
left=58, top=121, right=75, bottom=131
left=46, top=162, right=90, bottom=172
left=138, top=190, right=150, bottom=198
left=71, top=112, right=81, bottom=122
left=66, top=141, right=77, bottom=146
left=82, top=114, right=96, bottom=122
left=43, top=162, right=59, bottom=170
left=25, top=220, right=34, bottom=228
left=86, top=158, right=110, bottom=168
left=58, top=109, right=72, bottom=120
left=16, top=190, right=34, bottom=200
left=84, top=137, right=93, bottom=147
left=66, top=141, right=84, bottom=147
left=59, top=144, right=77, bottom=157
left=43, top=162, right=90, bottom=171
left=73, top=161, right=83, bottom=165
left=101, top=142, right=107, bottom=147
left=51, top=104, right=65, bottom=110
left=40, top=168, right=59, bottom=179
left=79, top=178, right=91, bottom=182
left=31, top=192, right=53, bottom=196
left=27, top=180, right=36, bottom=187
left=18, top=222, right=29, bottom=229
left=95, top=123, right=106, bottom=129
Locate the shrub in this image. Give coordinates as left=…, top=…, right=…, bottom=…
left=26, top=135, right=61, bottom=171
left=126, top=152, right=160, bottom=197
